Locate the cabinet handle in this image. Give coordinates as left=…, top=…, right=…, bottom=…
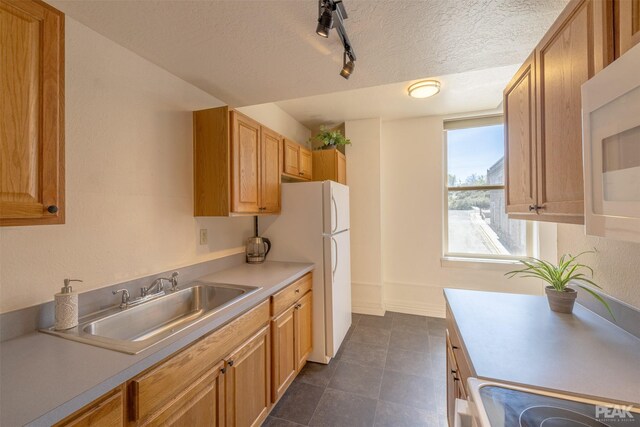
left=451, top=369, right=457, bottom=374
left=47, top=205, right=59, bottom=214
left=295, top=289, right=300, bottom=293
left=453, top=377, right=460, bottom=382
left=528, top=204, right=545, bottom=212
left=228, top=360, right=234, bottom=367
left=221, top=367, right=226, bottom=374
left=452, top=345, right=459, bottom=350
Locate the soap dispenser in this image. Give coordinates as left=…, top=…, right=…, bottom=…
left=54, top=279, right=82, bottom=330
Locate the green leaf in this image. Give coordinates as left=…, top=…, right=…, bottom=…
left=577, top=285, right=615, bottom=321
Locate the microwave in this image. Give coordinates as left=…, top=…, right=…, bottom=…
left=582, top=43, right=640, bottom=242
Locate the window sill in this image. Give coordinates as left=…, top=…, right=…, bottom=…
left=440, top=256, right=523, bottom=271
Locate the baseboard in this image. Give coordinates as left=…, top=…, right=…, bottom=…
left=383, top=299, right=446, bottom=318
left=352, top=302, right=386, bottom=316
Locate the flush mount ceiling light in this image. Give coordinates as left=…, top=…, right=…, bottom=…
left=408, top=80, right=441, bottom=98
left=315, top=0, right=357, bottom=79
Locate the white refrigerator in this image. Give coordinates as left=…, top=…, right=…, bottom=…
left=261, top=181, right=352, bottom=364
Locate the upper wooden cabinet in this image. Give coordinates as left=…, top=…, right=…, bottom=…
left=505, top=0, right=612, bottom=224
left=282, top=138, right=312, bottom=181
left=616, top=0, right=640, bottom=56
left=312, top=148, right=347, bottom=185
left=504, top=53, right=537, bottom=217
left=194, top=107, right=281, bottom=216
left=1, top=0, right=65, bottom=226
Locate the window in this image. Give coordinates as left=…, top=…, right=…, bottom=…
left=444, top=116, right=532, bottom=260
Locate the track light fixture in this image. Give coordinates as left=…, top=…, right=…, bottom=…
left=315, top=0, right=357, bottom=79
left=316, top=7, right=333, bottom=37
left=340, top=51, right=355, bottom=79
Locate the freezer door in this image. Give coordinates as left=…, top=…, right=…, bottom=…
left=323, top=230, right=352, bottom=357
left=323, top=181, right=350, bottom=234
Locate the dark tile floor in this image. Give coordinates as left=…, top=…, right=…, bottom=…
left=263, top=311, right=448, bottom=427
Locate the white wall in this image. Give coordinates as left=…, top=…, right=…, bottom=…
left=347, top=114, right=553, bottom=317
left=0, top=18, right=255, bottom=313
left=345, top=119, right=385, bottom=315
left=236, top=104, right=311, bottom=147
left=558, top=224, right=640, bottom=309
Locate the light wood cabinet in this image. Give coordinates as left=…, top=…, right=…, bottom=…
left=616, top=0, right=640, bottom=56
left=193, top=107, right=281, bottom=216
left=504, top=0, right=612, bottom=224
left=0, top=0, right=65, bottom=226
left=145, top=362, right=225, bottom=427
left=312, top=148, right=347, bottom=185
left=270, top=273, right=313, bottom=403
left=271, top=305, right=297, bottom=402
left=54, top=386, right=124, bottom=427
left=224, top=326, right=271, bottom=427
left=446, top=307, right=472, bottom=427
left=504, top=53, right=537, bottom=217
left=294, top=290, right=313, bottom=370
left=128, top=300, right=269, bottom=425
left=282, top=139, right=312, bottom=181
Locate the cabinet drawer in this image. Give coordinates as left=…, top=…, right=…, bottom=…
left=54, top=386, right=124, bottom=427
left=271, top=273, right=312, bottom=317
left=129, top=300, right=269, bottom=422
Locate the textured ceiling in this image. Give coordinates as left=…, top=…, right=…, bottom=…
left=275, top=64, right=519, bottom=128
left=50, top=0, right=568, bottom=107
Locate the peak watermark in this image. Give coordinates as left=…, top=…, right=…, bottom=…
left=595, top=404, right=636, bottom=423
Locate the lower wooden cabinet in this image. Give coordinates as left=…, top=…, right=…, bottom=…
left=54, top=274, right=314, bottom=427
left=225, top=326, right=271, bottom=427
left=146, top=362, right=225, bottom=427
left=54, top=386, right=124, bottom=427
left=295, top=291, right=313, bottom=370
left=271, top=305, right=297, bottom=401
left=271, top=288, right=313, bottom=403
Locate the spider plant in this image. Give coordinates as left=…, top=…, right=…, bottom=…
left=506, top=251, right=614, bottom=319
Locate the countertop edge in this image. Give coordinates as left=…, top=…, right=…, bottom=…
left=11, top=262, right=314, bottom=427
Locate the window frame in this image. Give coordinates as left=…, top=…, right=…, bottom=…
left=441, top=116, right=535, bottom=263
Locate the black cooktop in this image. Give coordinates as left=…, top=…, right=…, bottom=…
left=479, top=386, right=639, bottom=427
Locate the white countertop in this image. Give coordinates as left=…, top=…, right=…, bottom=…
left=0, top=261, right=314, bottom=427
left=444, top=289, right=640, bottom=405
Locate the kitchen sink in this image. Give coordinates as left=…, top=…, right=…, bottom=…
left=41, top=282, right=261, bottom=354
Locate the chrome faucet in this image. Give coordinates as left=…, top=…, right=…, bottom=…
left=140, top=272, right=179, bottom=297
left=112, top=289, right=130, bottom=309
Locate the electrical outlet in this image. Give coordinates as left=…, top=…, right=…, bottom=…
left=199, top=228, right=208, bottom=245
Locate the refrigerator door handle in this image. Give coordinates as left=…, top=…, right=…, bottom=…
left=332, top=237, right=338, bottom=279
left=331, top=195, right=338, bottom=234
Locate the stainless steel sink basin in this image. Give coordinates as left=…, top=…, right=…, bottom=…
left=41, top=282, right=261, bottom=354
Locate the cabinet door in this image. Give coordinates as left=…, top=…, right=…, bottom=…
left=271, top=306, right=296, bottom=403
left=617, top=0, right=640, bottom=55
left=294, top=291, right=313, bottom=370
left=282, top=139, right=300, bottom=176
left=225, top=326, right=270, bottom=427
left=55, top=386, right=124, bottom=427
left=299, top=147, right=313, bottom=180
left=146, top=362, right=225, bottom=427
left=0, top=0, right=64, bottom=226
left=336, top=151, right=347, bottom=185
left=231, top=112, right=261, bottom=213
left=260, top=127, right=281, bottom=213
left=504, top=53, right=537, bottom=216
left=535, top=0, right=610, bottom=223
left=445, top=334, right=457, bottom=427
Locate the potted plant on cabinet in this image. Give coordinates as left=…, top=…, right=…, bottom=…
left=506, top=251, right=614, bottom=318
left=310, top=126, right=351, bottom=150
